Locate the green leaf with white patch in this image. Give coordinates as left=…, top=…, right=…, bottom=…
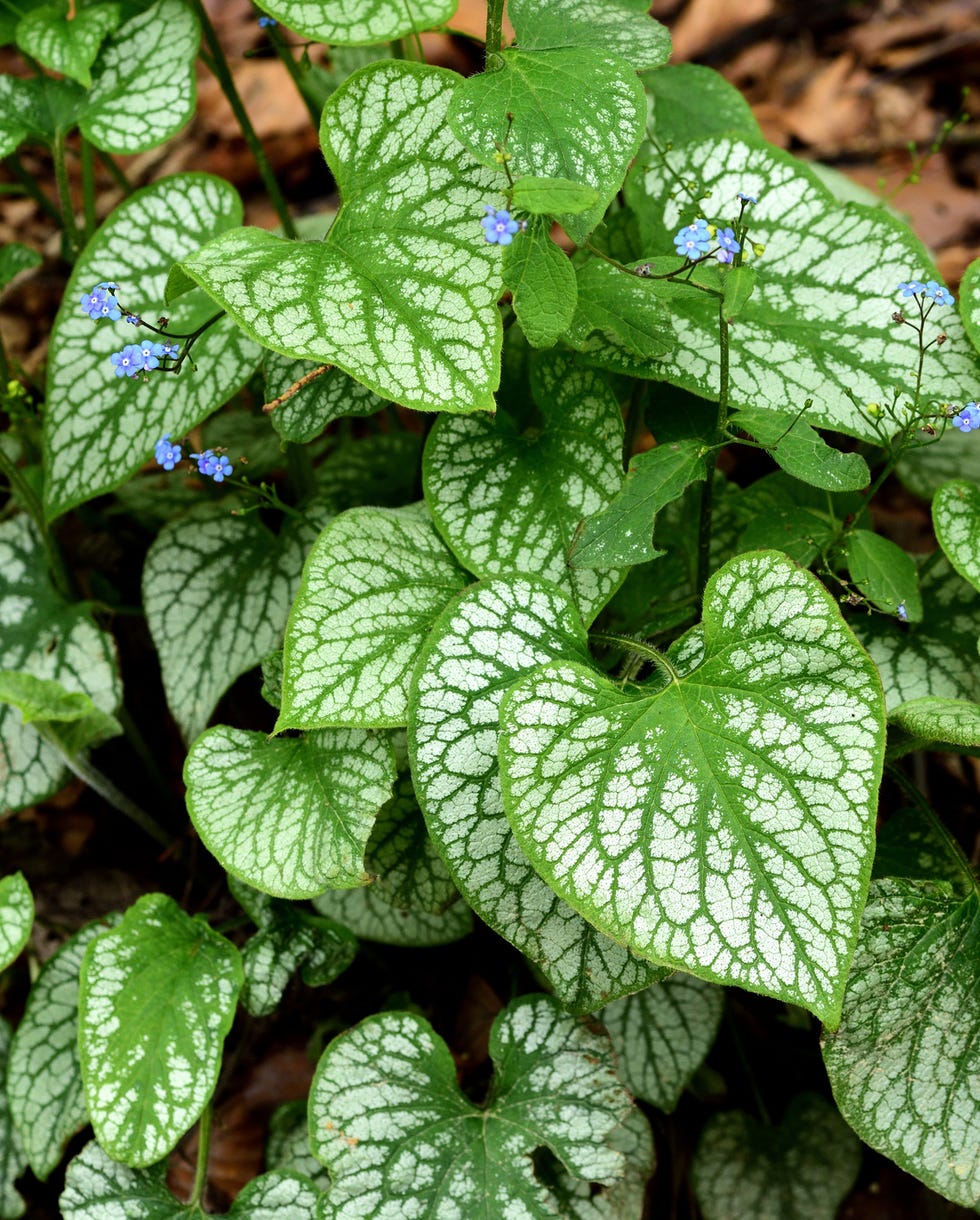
left=16, top=1, right=120, bottom=89
left=144, top=503, right=314, bottom=744
left=0, top=1020, right=26, bottom=1219
left=890, top=696, right=980, bottom=747
left=933, top=479, right=980, bottom=593
left=265, top=353, right=386, bottom=444
left=0, top=74, right=82, bottom=157
left=0, top=873, right=32, bottom=972
left=409, top=575, right=666, bottom=1012
left=500, top=551, right=886, bottom=1026
left=600, top=974, right=724, bottom=1112
left=873, top=801, right=970, bottom=887
left=897, top=431, right=980, bottom=501
left=501, top=215, right=578, bottom=349
left=185, top=726, right=395, bottom=898
left=0, top=242, right=41, bottom=294
left=691, top=1094, right=861, bottom=1220
left=423, top=353, right=626, bottom=621
left=313, top=883, right=473, bottom=947
left=0, top=516, right=120, bottom=813
left=855, top=558, right=980, bottom=711
left=267, top=1100, right=331, bottom=1192
left=624, top=136, right=979, bottom=441
left=78, top=893, right=242, bottom=1167
left=7, top=918, right=117, bottom=1181
left=78, top=0, right=198, bottom=153
left=61, top=1140, right=321, bottom=1218
left=229, top=876, right=357, bottom=1017
left=509, top=0, right=671, bottom=74
left=731, top=407, right=870, bottom=492
left=644, top=62, right=760, bottom=146
left=0, top=672, right=122, bottom=756
left=959, top=256, right=980, bottom=356
left=822, top=872, right=980, bottom=1209
left=44, top=174, right=261, bottom=520
left=572, top=438, right=708, bottom=568
left=448, top=49, right=644, bottom=246
left=253, top=0, right=452, bottom=45
left=277, top=504, right=468, bottom=732
left=539, top=1106, right=654, bottom=1220
left=510, top=177, right=599, bottom=216
left=309, top=994, right=633, bottom=1217
left=181, top=62, right=502, bottom=416
left=563, top=259, right=674, bottom=368
left=365, top=770, right=459, bottom=914
left=318, top=432, right=422, bottom=511
left=845, top=530, right=922, bottom=620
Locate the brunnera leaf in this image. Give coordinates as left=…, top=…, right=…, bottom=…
left=499, top=551, right=886, bottom=1026
left=253, top=0, right=454, bottom=46
left=0, top=872, right=33, bottom=973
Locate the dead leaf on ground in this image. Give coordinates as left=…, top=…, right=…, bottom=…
left=669, top=0, right=775, bottom=62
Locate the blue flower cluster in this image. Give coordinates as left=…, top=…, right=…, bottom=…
left=951, top=401, right=980, bottom=433
left=80, top=282, right=121, bottom=321
left=673, top=218, right=742, bottom=264
left=191, top=449, right=233, bottom=481
left=482, top=207, right=520, bottom=246
left=897, top=279, right=954, bottom=307
left=258, top=14, right=277, bottom=27
left=110, top=340, right=170, bottom=378
left=154, top=434, right=182, bottom=470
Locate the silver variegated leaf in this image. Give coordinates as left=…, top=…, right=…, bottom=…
left=253, top=0, right=453, bottom=45
left=0, top=873, right=32, bottom=972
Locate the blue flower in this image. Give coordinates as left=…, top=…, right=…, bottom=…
left=951, top=401, right=980, bottom=433
left=110, top=344, right=142, bottom=378
left=211, top=454, right=233, bottom=482
left=896, top=602, right=908, bottom=622
left=190, top=449, right=233, bottom=481
left=160, top=339, right=180, bottom=358
left=897, top=280, right=926, bottom=298
left=154, top=434, right=182, bottom=470
left=81, top=285, right=122, bottom=322
left=481, top=207, right=520, bottom=246
left=673, top=219, right=711, bottom=260
left=736, top=192, right=757, bottom=204
left=924, top=280, right=954, bottom=307
left=258, top=14, right=277, bottom=26
left=715, top=227, right=741, bottom=263
left=133, top=341, right=165, bottom=373
left=124, top=313, right=140, bottom=325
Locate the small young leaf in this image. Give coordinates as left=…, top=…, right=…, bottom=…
left=0, top=75, right=82, bottom=157
left=313, top=883, right=473, bottom=947
left=889, top=696, right=980, bottom=747
left=572, top=438, right=709, bottom=568
left=7, top=918, right=117, bottom=1180
left=79, top=0, right=199, bottom=154
left=423, top=352, right=626, bottom=621
left=409, top=575, right=666, bottom=1013
left=253, top=0, right=453, bottom=45
left=722, top=264, right=756, bottom=318
left=932, top=479, right=980, bottom=594
left=77, top=893, right=243, bottom=1167
left=448, top=49, right=644, bottom=245
left=644, top=62, right=761, bottom=146
left=144, top=503, right=315, bottom=744
left=732, top=406, right=870, bottom=492
left=44, top=174, right=261, bottom=520
left=186, top=726, right=395, bottom=897
left=563, top=259, right=674, bottom=365
left=823, top=875, right=980, bottom=1209
left=267, top=1100, right=331, bottom=1192
left=277, top=504, right=468, bottom=732
left=16, top=1, right=120, bottom=89
left=264, top=353, right=386, bottom=444
left=500, top=552, right=886, bottom=1026
left=510, top=176, right=599, bottom=216
left=600, top=974, right=724, bottom=1113
left=501, top=215, right=578, bottom=349
left=181, top=63, right=502, bottom=416
left=0, top=242, right=42, bottom=295
left=0, top=517, right=120, bottom=813
left=0, top=873, right=32, bottom=972
left=845, top=529, right=922, bottom=620
left=0, top=671, right=122, bottom=756
left=691, top=1095, right=861, bottom=1220
left=0, top=1020, right=26, bottom=1219
left=309, top=995, right=633, bottom=1214
left=509, top=0, right=671, bottom=73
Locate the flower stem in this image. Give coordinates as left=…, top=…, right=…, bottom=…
left=695, top=299, right=730, bottom=603
left=189, top=1103, right=213, bottom=1208
left=485, top=0, right=505, bottom=58
left=52, top=132, right=82, bottom=255
left=193, top=0, right=298, bottom=239
left=0, top=447, right=73, bottom=599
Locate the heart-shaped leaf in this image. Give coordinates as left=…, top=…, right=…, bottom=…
left=890, top=696, right=980, bottom=747
left=229, top=877, right=358, bottom=1017
left=501, top=215, right=578, bottom=349
left=0, top=516, right=120, bottom=813
left=423, top=353, right=626, bottom=621
left=509, top=0, right=671, bottom=72
left=933, top=479, right=980, bottom=594
left=16, top=1, right=120, bottom=89
left=0, top=1019, right=26, bottom=1219
left=897, top=431, right=980, bottom=501
left=79, top=0, right=199, bottom=153
left=500, top=551, right=886, bottom=1025
left=563, top=259, right=674, bottom=367
left=691, top=1094, right=861, bottom=1220
left=0, top=243, right=42, bottom=294
left=646, top=62, right=760, bottom=146
left=408, top=575, right=666, bottom=1013
left=7, top=919, right=117, bottom=1181
left=731, top=406, right=870, bottom=492
left=144, top=503, right=316, bottom=743
left=277, top=504, right=469, bottom=732
left=600, top=974, right=724, bottom=1112
left=254, top=0, right=453, bottom=45
left=185, top=726, right=395, bottom=898
left=181, top=62, right=503, bottom=416
left=264, top=353, right=386, bottom=444
left=0, top=74, right=82, bottom=156
left=78, top=893, right=242, bottom=1167
left=309, top=995, right=633, bottom=1216
left=448, top=48, right=644, bottom=245
left=822, top=872, right=980, bottom=1209
left=313, top=882, right=473, bottom=947
left=44, top=174, right=261, bottom=520
left=0, top=873, right=32, bottom=972
left=845, top=529, right=922, bottom=620
left=61, top=1140, right=321, bottom=1218
left=623, top=136, right=979, bottom=441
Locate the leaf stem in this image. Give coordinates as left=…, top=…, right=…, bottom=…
left=52, top=132, right=82, bottom=255
left=79, top=136, right=97, bottom=237
left=189, top=1102, right=213, bottom=1208
left=266, top=23, right=323, bottom=132
left=193, top=0, right=298, bottom=239
left=0, top=447, right=73, bottom=598
left=589, top=631, right=680, bottom=682
left=696, top=299, right=730, bottom=603
left=485, top=0, right=505, bottom=58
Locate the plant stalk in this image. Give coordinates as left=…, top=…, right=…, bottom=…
left=79, top=137, right=97, bottom=237
left=189, top=1103, right=213, bottom=1208
left=52, top=132, right=82, bottom=254
left=485, top=0, right=505, bottom=58
left=695, top=297, right=729, bottom=602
